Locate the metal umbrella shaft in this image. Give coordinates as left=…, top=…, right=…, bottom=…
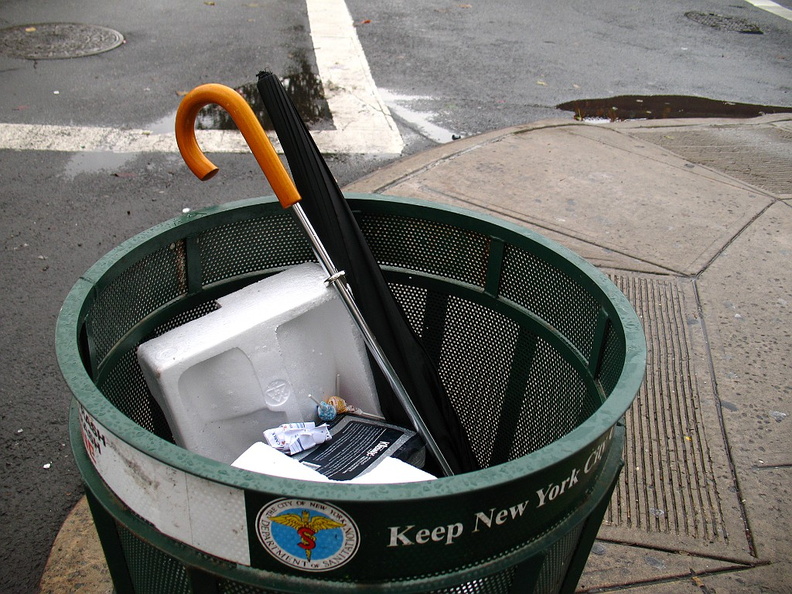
left=291, top=203, right=454, bottom=476
left=175, top=83, right=454, bottom=476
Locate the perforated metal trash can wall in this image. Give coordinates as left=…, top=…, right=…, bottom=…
left=57, top=194, right=646, bottom=594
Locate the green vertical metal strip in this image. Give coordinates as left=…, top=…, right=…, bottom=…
left=186, top=567, right=220, bottom=594
left=488, top=327, right=539, bottom=466
left=185, top=235, right=203, bottom=295
left=421, top=290, right=450, bottom=367
left=79, top=318, right=98, bottom=381
left=485, top=237, right=506, bottom=297
left=78, top=282, right=101, bottom=381
left=508, top=551, right=546, bottom=594
left=588, top=308, right=610, bottom=377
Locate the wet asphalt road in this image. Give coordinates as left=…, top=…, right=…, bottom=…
left=0, top=2, right=373, bottom=589
left=1, top=0, right=790, bottom=591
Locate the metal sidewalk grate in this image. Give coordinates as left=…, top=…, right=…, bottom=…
left=599, top=273, right=754, bottom=563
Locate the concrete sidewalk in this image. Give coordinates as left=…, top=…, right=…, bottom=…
left=41, top=115, right=792, bottom=593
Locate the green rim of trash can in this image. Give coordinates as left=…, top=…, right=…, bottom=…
left=71, top=400, right=627, bottom=593
left=57, top=193, right=646, bottom=589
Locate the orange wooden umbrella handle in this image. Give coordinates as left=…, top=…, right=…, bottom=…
left=174, top=83, right=301, bottom=209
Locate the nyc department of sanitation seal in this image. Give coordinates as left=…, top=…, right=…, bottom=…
left=256, top=498, right=360, bottom=572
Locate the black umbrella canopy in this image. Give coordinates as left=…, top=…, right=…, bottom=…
left=256, top=71, right=478, bottom=474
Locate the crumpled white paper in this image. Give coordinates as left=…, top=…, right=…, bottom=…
left=263, top=422, right=332, bottom=455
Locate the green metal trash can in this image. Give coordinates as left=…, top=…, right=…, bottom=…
left=57, top=194, right=646, bottom=593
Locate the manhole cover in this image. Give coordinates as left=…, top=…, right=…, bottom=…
left=0, top=23, right=124, bottom=59
left=685, top=11, right=762, bottom=34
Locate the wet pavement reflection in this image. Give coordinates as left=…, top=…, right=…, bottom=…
left=195, top=61, right=333, bottom=132
left=556, top=95, right=792, bottom=122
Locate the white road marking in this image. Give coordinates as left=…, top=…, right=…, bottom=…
left=380, top=90, right=458, bottom=144
left=743, top=0, right=792, bottom=22
left=0, top=0, right=403, bottom=156
left=0, top=123, right=273, bottom=154
left=307, top=0, right=404, bottom=154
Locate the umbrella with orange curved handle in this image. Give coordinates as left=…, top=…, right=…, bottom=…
left=174, top=83, right=454, bottom=476
left=175, top=83, right=300, bottom=205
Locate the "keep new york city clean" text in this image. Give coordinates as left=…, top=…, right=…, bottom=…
left=387, top=436, right=610, bottom=547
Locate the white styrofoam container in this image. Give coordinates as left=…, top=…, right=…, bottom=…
left=136, top=263, right=381, bottom=463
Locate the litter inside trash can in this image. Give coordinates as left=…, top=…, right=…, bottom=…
left=136, top=262, right=381, bottom=464
left=235, top=415, right=434, bottom=484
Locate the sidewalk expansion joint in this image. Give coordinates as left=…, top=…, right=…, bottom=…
left=692, top=278, right=758, bottom=559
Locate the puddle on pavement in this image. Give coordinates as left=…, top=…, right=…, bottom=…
left=63, top=151, right=184, bottom=178
left=147, top=112, right=177, bottom=135
left=147, top=65, right=333, bottom=135
left=63, top=59, right=332, bottom=177
left=195, top=64, right=333, bottom=132
left=63, top=151, right=139, bottom=178
left=556, top=95, right=792, bottom=122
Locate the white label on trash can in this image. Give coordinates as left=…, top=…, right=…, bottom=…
left=78, top=405, right=251, bottom=565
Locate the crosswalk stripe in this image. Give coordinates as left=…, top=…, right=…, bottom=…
left=744, top=0, right=792, bottom=22
left=0, top=0, right=403, bottom=156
